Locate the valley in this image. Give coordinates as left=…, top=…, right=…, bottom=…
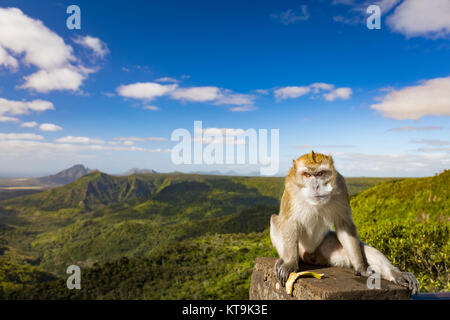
left=0, top=168, right=448, bottom=299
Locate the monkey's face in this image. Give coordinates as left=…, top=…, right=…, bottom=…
left=298, top=166, right=334, bottom=205
left=293, top=151, right=336, bottom=205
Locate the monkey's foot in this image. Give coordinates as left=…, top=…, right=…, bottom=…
left=392, top=271, right=420, bottom=295
left=274, top=259, right=298, bottom=287
left=353, top=269, right=371, bottom=277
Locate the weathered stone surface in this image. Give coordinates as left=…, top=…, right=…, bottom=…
left=249, top=257, right=411, bottom=300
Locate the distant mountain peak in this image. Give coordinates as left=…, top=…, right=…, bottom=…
left=54, top=164, right=91, bottom=177
left=37, top=164, right=93, bottom=185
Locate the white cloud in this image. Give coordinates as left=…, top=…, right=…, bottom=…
left=253, top=89, right=270, bottom=95
left=143, top=105, right=160, bottom=111
left=333, top=151, right=449, bottom=177
left=0, top=139, right=171, bottom=156
left=331, top=0, right=400, bottom=28
left=39, top=123, right=63, bottom=132
left=0, top=8, right=73, bottom=69
left=0, top=7, right=101, bottom=92
left=73, top=35, right=109, bottom=57
left=192, top=127, right=256, bottom=145
left=417, top=147, right=450, bottom=153
left=0, top=116, right=20, bottom=123
left=310, top=82, right=335, bottom=93
left=271, top=6, right=310, bottom=25
left=20, top=121, right=38, bottom=128
left=54, top=136, right=105, bottom=144
left=117, top=82, right=177, bottom=101
left=215, top=92, right=255, bottom=106
left=170, top=86, right=220, bottom=102
left=0, top=98, right=54, bottom=116
left=387, top=0, right=450, bottom=38
left=117, top=82, right=256, bottom=110
left=333, top=0, right=401, bottom=14
left=0, top=46, right=18, bottom=69
left=333, top=0, right=450, bottom=39
left=229, top=105, right=258, bottom=112
left=20, top=67, right=88, bottom=93
left=147, top=148, right=172, bottom=153
left=411, top=139, right=449, bottom=147
left=388, top=126, right=442, bottom=132
left=372, top=0, right=402, bottom=14
left=332, top=15, right=361, bottom=25
left=274, top=86, right=311, bottom=100
left=370, top=76, right=450, bottom=120
left=323, top=87, right=353, bottom=101
left=102, top=91, right=115, bottom=98
left=0, top=133, right=43, bottom=140
left=155, top=77, right=179, bottom=83
left=0, top=98, right=54, bottom=126
left=114, top=136, right=168, bottom=143
left=273, top=83, right=352, bottom=101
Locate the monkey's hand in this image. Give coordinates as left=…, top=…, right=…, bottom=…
left=275, top=259, right=298, bottom=287
left=392, top=270, right=420, bottom=295
left=353, top=267, right=371, bottom=277
left=352, top=263, right=370, bottom=277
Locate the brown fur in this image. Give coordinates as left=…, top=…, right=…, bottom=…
left=298, top=150, right=333, bottom=167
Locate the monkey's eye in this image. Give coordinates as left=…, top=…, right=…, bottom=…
left=316, top=171, right=324, bottom=177
left=303, top=172, right=311, bottom=178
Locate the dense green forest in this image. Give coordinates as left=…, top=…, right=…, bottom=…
left=0, top=171, right=448, bottom=299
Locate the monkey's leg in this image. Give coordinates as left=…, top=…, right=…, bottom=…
left=335, top=220, right=366, bottom=275
left=361, top=244, right=420, bottom=294
left=270, top=215, right=299, bottom=286
left=316, top=231, right=419, bottom=294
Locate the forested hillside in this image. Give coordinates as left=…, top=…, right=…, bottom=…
left=0, top=171, right=448, bottom=299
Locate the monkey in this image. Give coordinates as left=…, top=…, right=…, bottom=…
left=270, top=151, right=419, bottom=294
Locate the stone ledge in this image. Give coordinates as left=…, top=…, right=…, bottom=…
left=249, top=257, right=411, bottom=300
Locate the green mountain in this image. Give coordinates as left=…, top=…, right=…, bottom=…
left=0, top=171, right=447, bottom=299
left=351, top=170, right=450, bottom=226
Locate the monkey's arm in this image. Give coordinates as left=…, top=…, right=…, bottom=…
left=332, top=175, right=367, bottom=274
left=270, top=213, right=299, bottom=286
left=334, top=214, right=366, bottom=275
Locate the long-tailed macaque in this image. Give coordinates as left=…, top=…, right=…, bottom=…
left=270, top=151, right=419, bottom=294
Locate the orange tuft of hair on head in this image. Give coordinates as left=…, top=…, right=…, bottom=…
left=297, top=151, right=333, bottom=166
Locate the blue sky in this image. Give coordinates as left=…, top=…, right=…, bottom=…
left=0, top=0, right=449, bottom=177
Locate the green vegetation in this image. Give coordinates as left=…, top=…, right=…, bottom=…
left=351, top=170, right=450, bottom=292
left=0, top=171, right=448, bottom=299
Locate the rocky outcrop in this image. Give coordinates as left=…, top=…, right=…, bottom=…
left=249, top=257, right=411, bottom=300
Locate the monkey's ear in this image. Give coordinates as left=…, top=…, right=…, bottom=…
left=327, top=154, right=334, bottom=165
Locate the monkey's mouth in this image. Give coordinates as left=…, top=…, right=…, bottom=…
left=312, top=195, right=329, bottom=200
